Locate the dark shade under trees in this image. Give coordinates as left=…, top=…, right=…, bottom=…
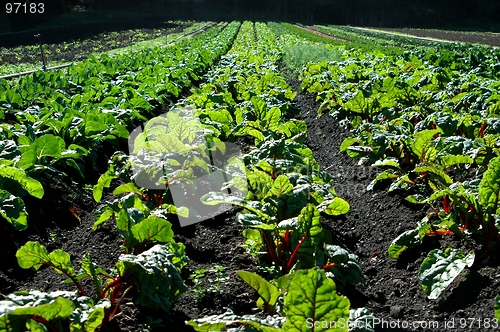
left=4, top=0, right=500, bottom=32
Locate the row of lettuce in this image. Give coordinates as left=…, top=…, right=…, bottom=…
left=0, top=22, right=242, bottom=331
left=298, top=24, right=500, bottom=306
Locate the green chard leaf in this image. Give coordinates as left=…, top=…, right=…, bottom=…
left=366, top=172, right=399, bottom=191
left=479, top=156, right=500, bottom=214
left=291, top=204, right=323, bottom=270
left=388, top=229, right=422, bottom=259
left=237, top=271, right=281, bottom=311
left=186, top=309, right=284, bottom=331
left=323, top=245, right=365, bottom=287
left=0, top=165, right=44, bottom=199
left=419, top=248, right=474, bottom=300
left=411, top=129, right=440, bottom=162
left=318, top=197, right=349, bottom=216
left=0, top=189, right=28, bottom=231
left=126, top=216, right=174, bottom=254
left=116, top=244, right=187, bottom=312
left=283, top=268, right=350, bottom=331
left=0, top=290, right=77, bottom=332
left=16, top=241, right=75, bottom=276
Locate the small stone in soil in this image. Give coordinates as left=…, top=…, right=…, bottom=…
left=390, top=305, right=403, bottom=319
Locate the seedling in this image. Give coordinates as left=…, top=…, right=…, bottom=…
left=190, top=269, right=208, bottom=301
left=207, top=266, right=229, bottom=293
left=189, top=266, right=230, bottom=301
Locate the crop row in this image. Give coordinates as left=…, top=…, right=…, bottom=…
left=0, top=19, right=373, bottom=331
left=299, top=35, right=500, bottom=304
left=319, top=25, right=500, bottom=64
left=0, top=22, right=240, bottom=231
left=150, top=21, right=374, bottom=331
left=0, top=22, right=242, bottom=331
left=285, top=23, right=500, bottom=81
left=93, top=20, right=376, bottom=331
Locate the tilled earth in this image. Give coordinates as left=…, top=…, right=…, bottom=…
left=1, top=73, right=499, bottom=332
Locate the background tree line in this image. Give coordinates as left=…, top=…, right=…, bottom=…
left=5, top=0, right=500, bottom=32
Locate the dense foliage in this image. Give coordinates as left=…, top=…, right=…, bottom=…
left=299, top=26, right=500, bottom=301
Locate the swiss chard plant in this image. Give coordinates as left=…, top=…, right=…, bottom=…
left=187, top=267, right=375, bottom=332
left=0, top=290, right=110, bottom=332
left=0, top=162, right=44, bottom=230
left=187, top=267, right=350, bottom=331
left=5, top=238, right=187, bottom=330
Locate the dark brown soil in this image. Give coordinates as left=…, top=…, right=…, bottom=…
left=2, top=73, right=499, bottom=331
left=369, top=27, right=500, bottom=47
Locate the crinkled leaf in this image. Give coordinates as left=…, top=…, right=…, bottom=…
left=419, top=248, right=475, bottom=300
left=323, top=245, right=365, bottom=286
left=0, top=189, right=28, bottom=231
left=186, top=308, right=284, bottom=331
left=0, top=140, right=20, bottom=160
left=349, top=308, right=376, bottom=332
left=0, top=291, right=75, bottom=332
left=371, top=158, right=401, bottom=169
left=479, top=156, right=500, bottom=214
left=69, top=298, right=110, bottom=332
left=202, top=192, right=272, bottom=220
left=116, top=244, right=187, bottom=311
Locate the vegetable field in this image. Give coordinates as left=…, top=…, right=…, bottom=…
left=1, top=20, right=500, bottom=332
